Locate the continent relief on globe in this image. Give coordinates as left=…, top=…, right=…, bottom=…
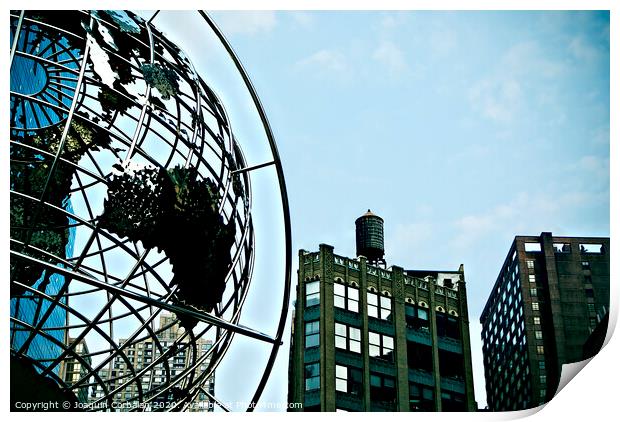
left=98, top=164, right=236, bottom=314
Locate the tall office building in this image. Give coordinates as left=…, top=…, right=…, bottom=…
left=288, top=211, right=476, bottom=412
left=64, top=338, right=93, bottom=403
left=9, top=209, right=76, bottom=377
left=480, top=233, right=610, bottom=411
left=90, top=313, right=215, bottom=411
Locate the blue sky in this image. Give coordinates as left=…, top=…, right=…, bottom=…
left=176, top=10, right=610, bottom=410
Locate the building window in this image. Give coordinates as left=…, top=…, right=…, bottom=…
left=436, top=313, right=460, bottom=340
left=537, top=346, right=544, bottom=355
left=369, top=331, right=394, bottom=362
left=527, top=260, right=535, bottom=269
left=585, top=288, right=594, bottom=298
left=524, top=242, right=541, bottom=252
left=553, top=243, right=571, bottom=253
left=305, top=363, right=320, bottom=391
left=535, top=330, right=543, bottom=340
left=305, top=321, right=319, bottom=348
left=368, top=293, right=392, bottom=320
left=370, top=373, right=396, bottom=407
left=528, top=275, right=536, bottom=284
left=335, top=365, right=362, bottom=396
left=336, top=365, right=347, bottom=392
left=530, top=288, right=537, bottom=297
left=532, top=302, right=539, bottom=311
left=334, top=283, right=359, bottom=312
left=306, top=280, right=320, bottom=307
left=540, top=389, right=546, bottom=398
left=534, top=317, right=541, bottom=325
left=540, top=375, right=546, bottom=384
left=587, top=303, right=595, bottom=313
left=405, top=304, right=430, bottom=331
left=581, top=261, right=590, bottom=270
left=441, top=390, right=466, bottom=412
left=409, top=383, right=434, bottom=411
left=539, top=361, right=545, bottom=370
left=335, top=323, right=361, bottom=353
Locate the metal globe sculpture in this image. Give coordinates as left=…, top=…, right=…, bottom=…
left=10, top=10, right=291, bottom=411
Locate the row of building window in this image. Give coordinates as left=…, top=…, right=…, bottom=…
left=308, top=283, right=457, bottom=338
left=308, top=281, right=394, bottom=321
left=306, top=362, right=466, bottom=411
left=306, top=320, right=395, bottom=362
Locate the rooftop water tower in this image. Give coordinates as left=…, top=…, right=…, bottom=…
left=355, top=209, right=386, bottom=266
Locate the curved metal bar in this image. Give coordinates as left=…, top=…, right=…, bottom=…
left=122, top=18, right=154, bottom=166
left=9, top=11, right=25, bottom=66
left=11, top=251, right=276, bottom=345
left=198, top=10, right=292, bottom=411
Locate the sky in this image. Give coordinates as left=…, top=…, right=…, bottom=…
left=4, top=6, right=612, bottom=415
left=173, top=10, right=610, bottom=410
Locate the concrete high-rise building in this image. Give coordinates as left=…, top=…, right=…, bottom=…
left=90, top=313, right=215, bottom=411
left=288, top=211, right=477, bottom=412
left=480, top=233, right=610, bottom=411
left=63, top=338, right=92, bottom=403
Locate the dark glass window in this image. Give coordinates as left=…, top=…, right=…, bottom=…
left=370, top=373, right=396, bottom=408
left=441, top=390, right=466, bottom=411
left=409, top=383, right=434, bottom=411
left=405, top=304, right=430, bottom=331
left=436, top=314, right=460, bottom=340
left=305, top=362, right=320, bottom=391
left=335, top=365, right=362, bottom=396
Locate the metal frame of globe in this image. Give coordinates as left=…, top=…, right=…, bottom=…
left=9, top=10, right=291, bottom=412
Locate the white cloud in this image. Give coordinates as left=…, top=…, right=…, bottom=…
left=295, top=49, right=348, bottom=73
left=468, top=77, right=522, bottom=123
left=590, top=125, right=610, bottom=146
left=468, top=41, right=567, bottom=124
left=378, top=12, right=408, bottom=29
left=372, top=41, right=407, bottom=73
left=428, top=20, right=457, bottom=57
left=574, top=155, right=610, bottom=184
left=452, top=190, right=606, bottom=249
left=569, top=36, right=601, bottom=62
left=290, top=11, right=314, bottom=29
left=212, top=11, right=276, bottom=35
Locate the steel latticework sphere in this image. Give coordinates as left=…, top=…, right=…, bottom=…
left=9, top=10, right=291, bottom=412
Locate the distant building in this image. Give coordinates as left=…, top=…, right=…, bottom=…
left=90, top=313, right=215, bottom=411
left=480, top=233, right=610, bottom=410
left=9, top=208, right=76, bottom=378
left=64, top=338, right=92, bottom=402
left=288, top=211, right=477, bottom=411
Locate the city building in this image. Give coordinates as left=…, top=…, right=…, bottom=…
left=64, top=338, right=93, bottom=403
left=9, top=210, right=76, bottom=378
left=90, top=313, right=215, bottom=411
left=480, top=233, right=610, bottom=411
left=288, top=211, right=477, bottom=411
